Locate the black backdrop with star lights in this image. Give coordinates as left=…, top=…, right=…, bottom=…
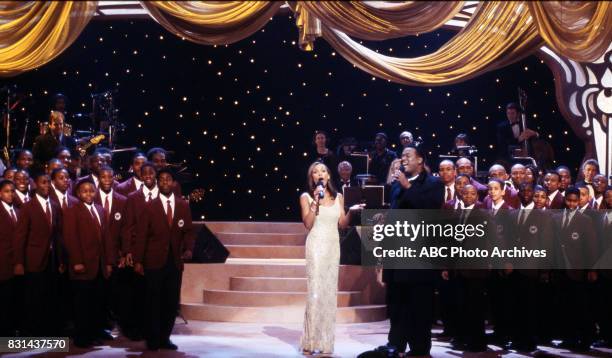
left=2, top=16, right=584, bottom=221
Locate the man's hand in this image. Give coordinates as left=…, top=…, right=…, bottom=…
left=518, top=129, right=538, bottom=142
left=126, top=253, right=134, bottom=267
left=106, top=265, right=113, bottom=276
left=13, top=264, right=24, bottom=276
left=118, top=256, right=126, bottom=268
left=396, top=170, right=411, bottom=189
left=73, top=264, right=85, bottom=273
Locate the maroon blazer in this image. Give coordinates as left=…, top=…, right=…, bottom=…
left=549, top=191, right=565, bottom=210
left=133, top=196, right=195, bottom=270
left=0, top=205, right=18, bottom=280
left=116, top=177, right=140, bottom=197
left=95, top=190, right=128, bottom=257
left=483, top=187, right=519, bottom=209
left=62, top=202, right=115, bottom=280
left=14, top=197, right=62, bottom=273
left=123, top=190, right=152, bottom=254
left=553, top=211, right=598, bottom=281
left=49, top=189, right=79, bottom=211
left=13, top=191, right=30, bottom=209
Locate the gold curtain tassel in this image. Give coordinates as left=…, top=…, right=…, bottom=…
left=295, top=3, right=321, bottom=52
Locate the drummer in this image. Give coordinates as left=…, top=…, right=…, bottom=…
left=32, top=110, right=76, bottom=172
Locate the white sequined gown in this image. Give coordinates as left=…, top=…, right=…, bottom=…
left=300, top=195, right=341, bottom=354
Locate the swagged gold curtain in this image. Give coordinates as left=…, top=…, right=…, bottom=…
left=299, top=1, right=465, bottom=41
left=528, top=1, right=612, bottom=63
left=321, top=1, right=543, bottom=86
left=140, top=1, right=282, bottom=45
left=0, top=1, right=97, bottom=77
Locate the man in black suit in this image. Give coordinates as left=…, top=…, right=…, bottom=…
left=377, top=144, right=444, bottom=357
left=336, top=161, right=356, bottom=192
left=496, top=103, right=538, bottom=163
left=32, top=111, right=75, bottom=173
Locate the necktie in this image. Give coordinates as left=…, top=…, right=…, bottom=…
left=562, top=211, right=568, bottom=229
left=24, top=194, right=29, bottom=203
left=166, top=199, right=173, bottom=227
left=459, top=210, right=467, bottom=225
left=518, top=209, right=525, bottom=225
left=104, top=195, right=110, bottom=220
left=9, top=207, right=17, bottom=223
left=45, top=201, right=52, bottom=227
left=147, top=192, right=152, bottom=202
left=90, top=206, right=100, bottom=227
left=62, top=196, right=67, bottom=210
left=446, top=187, right=452, bottom=202
left=139, top=182, right=144, bottom=191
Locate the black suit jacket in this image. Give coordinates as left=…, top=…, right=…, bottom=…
left=384, top=172, right=445, bottom=284
left=32, top=132, right=76, bottom=170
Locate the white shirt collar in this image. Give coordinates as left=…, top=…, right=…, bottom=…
left=142, top=185, right=159, bottom=201
left=408, top=174, right=420, bottom=182
left=455, top=199, right=463, bottom=210
left=52, top=184, right=66, bottom=202
left=91, top=174, right=99, bottom=187
left=100, top=189, right=113, bottom=206
left=463, top=203, right=475, bottom=210
left=35, top=193, right=50, bottom=211
left=84, top=202, right=101, bottom=224
left=548, top=190, right=559, bottom=201
left=2, top=201, right=14, bottom=214
left=15, top=190, right=28, bottom=202
left=594, top=196, right=603, bottom=207
left=133, top=177, right=143, bottom=189
left=159, top=193, right=175, bottom=215
left=579, top=202, right=590, bottom=213
left=446, top=183, right=455, bottom=194
left=492, top=199, right=505, bottom=210
left=520, top=202, right=535, bottom=210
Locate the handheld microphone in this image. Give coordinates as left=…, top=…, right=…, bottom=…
left=317, top=179, right=325, bottom=199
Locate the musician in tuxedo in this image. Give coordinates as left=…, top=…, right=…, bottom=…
left=591, top=174, right=607, bottom=210
left=543, top=171, right=564, bottom=209
left=63, top=179, right=115, bottom=347
left=456, top=157, right=487, bottom=199
left=505, top=183, right=554, bottom=352
left=495, top=102, right=539, bottom=163
left=576, top=159, right=599, bottom=199
left=50, top=168, right=78, bottom=211
left=121, top=162, right=159, bottom=340
left=115, top=152, right=147, bottom=196
left=335, top=161, right=356, bottom=192
left=553, top=187, right=598, bottom=351
left=13, top=172, right=63, bottom=336
left=0, top=180, right=18, bottom=336
left=12, top=169, right=31, bottom=208
left=33, top=111, right=76, bottom=172
left=484, top=164, right=519, bottom=208
left=133, top=168, right=195, bottom=351
left=378, top=144, right=444, bottom=357
left=439, top=160, right=457, bottom=204
left=556, top=165, right=573, bottom=195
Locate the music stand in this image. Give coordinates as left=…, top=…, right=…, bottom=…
left=349, top=152, right=369, bottom=175
left=343, top=185, right=385, bottom=209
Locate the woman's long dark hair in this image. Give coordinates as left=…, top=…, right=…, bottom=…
left=306, top=161, right=338, bottom=199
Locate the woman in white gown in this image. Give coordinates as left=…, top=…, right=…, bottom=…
left=299, top=161, right=364, bottom=356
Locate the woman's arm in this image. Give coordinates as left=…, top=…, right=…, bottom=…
left=300, top=193, right=318, bottom=230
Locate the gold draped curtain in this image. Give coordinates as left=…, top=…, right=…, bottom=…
left=527, top=1, right=612, bottom=63
left=321, top=1, right=543, bottom=86
left=0, top=1, right=97, bottom=77
left=139, top=1, right=283, bottom=45
left=299, top=1, right=465, bottom=41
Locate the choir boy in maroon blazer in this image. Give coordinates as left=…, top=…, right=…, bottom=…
left=12, top=169, right=31, bottom=208
left=133, top=168, right=195, bottom=351
left=121, top=161, right=159, bottom=340
left=0, top=180, right=18, bottom=336
left=13, top=172, right=63, bottom=336
left=115, top=152, right=147, bottom=197
left=50, top=168, right=79, bottom=211
left=543, top=171, right=565, bottom=209
left=63, top=179, right=115, bottom=347
left=95, top=166, right=128, bottom=337
left=592, top=174, right=607, bottom=210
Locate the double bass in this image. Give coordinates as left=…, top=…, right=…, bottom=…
left=517, top=87, right=555, bottom=170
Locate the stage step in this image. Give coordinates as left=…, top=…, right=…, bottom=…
left=230, top=276, right=307, bottom=292
left=181, top=303, right=387, bottom=324
left=203, top=289, right=361, bottom=307
left=204, top=221, right=307, bottom=234
left=226, top=245, right=305, bottom=259
left=217, top=232, right=306, bottom=246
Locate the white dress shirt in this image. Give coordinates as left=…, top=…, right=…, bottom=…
left=52, top=184, right=68, bottom=207
left=492, top=199, right=505, bottom=216
left=36, top=194, right=52, bottom=221
left=518, top=202, right=535, bottom=224
left=159, top=193, right=175, bottom=219
left=142, top=185, right=159, bottom=202
left=548, top=190, right=559, bottom=203
left=2, top=201, right=16, bottom=219
left=99, top=189, right=114, bottom=212
left=15, top=190, right=29, bottom=204
left=84, top=202, right=101, bottom=226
